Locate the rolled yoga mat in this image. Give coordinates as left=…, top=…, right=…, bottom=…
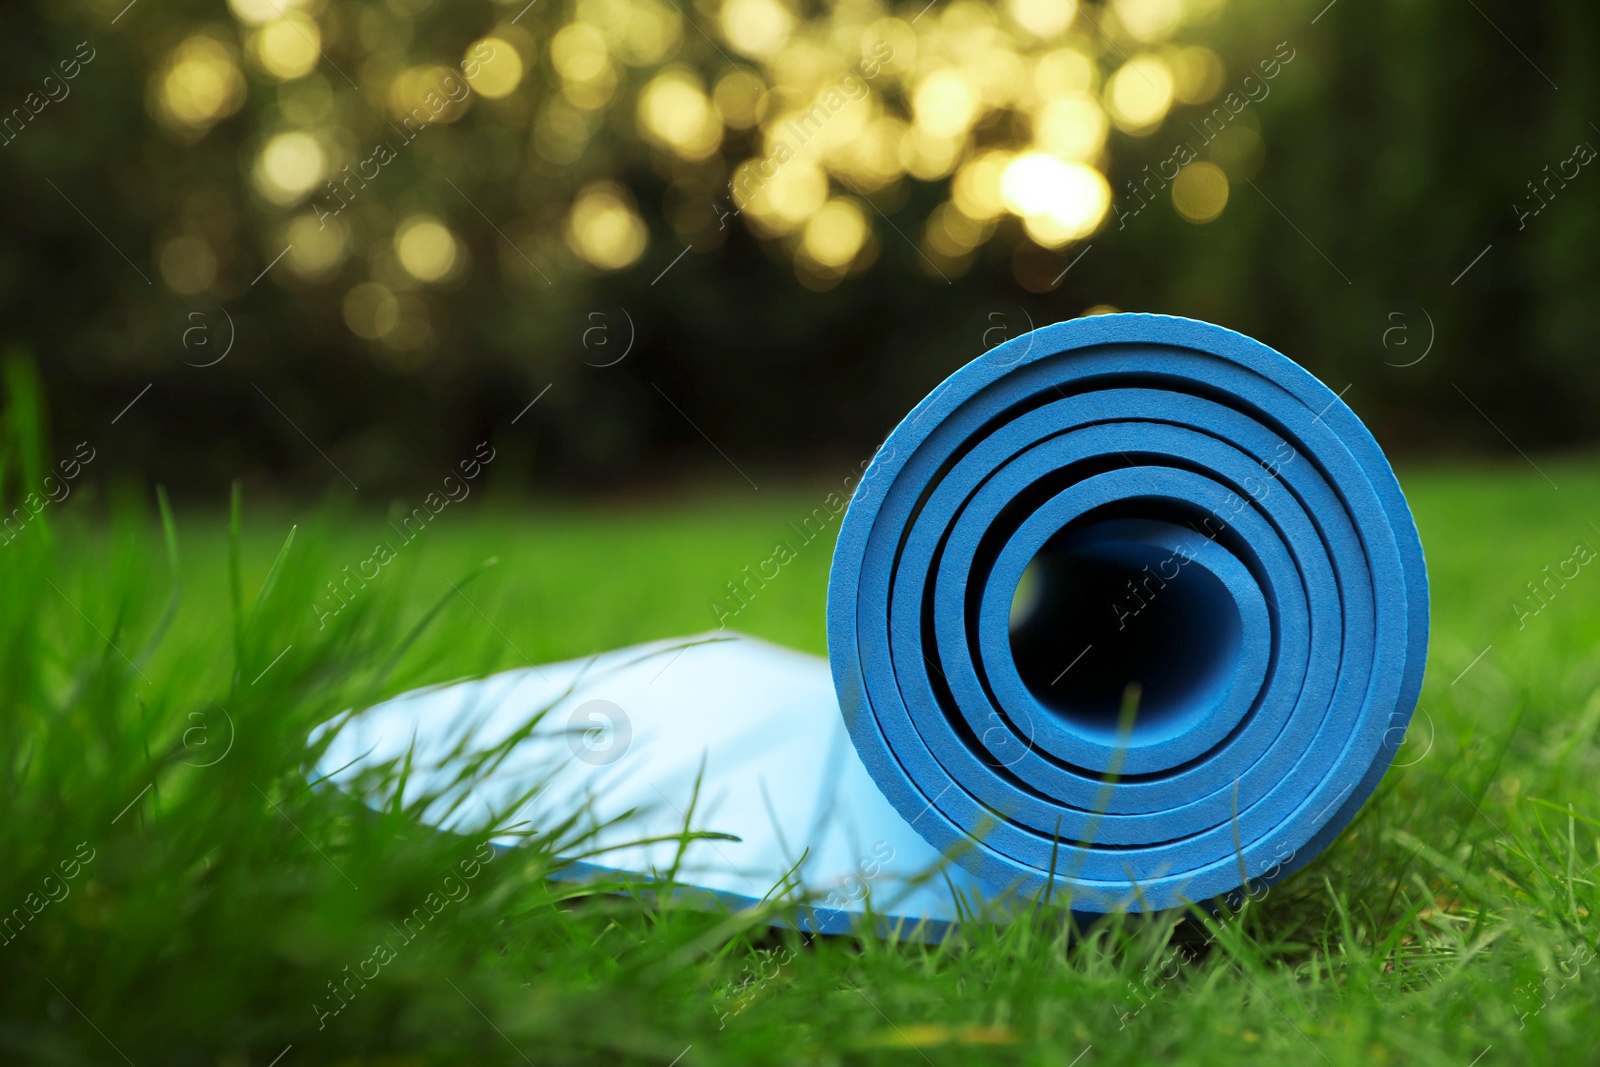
left=828, top=312, right=1428, bottom=914
left=316, top=313, right=1428, bottom=927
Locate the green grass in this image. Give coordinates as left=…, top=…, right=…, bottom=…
left=8, top=404, right=1600, bottom=1064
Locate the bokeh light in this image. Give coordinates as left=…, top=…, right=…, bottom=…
left=720, top=0, right=794, bottom=59
left=833, top=116, right=907, bottom=190
left=732, top=157, right=828, bottom=236
left=1105, top=53, right=1174, bottom=135
left=952, top=150, right=1013, bottom=221
left=579, top=0, right=682, bottom=66
left=389, top=66, right=471, bottom=124
left=713, top=69, right=767, bottom=129
left=468, top=37, right=524, bottom=99
left=1171, top=160, right=1229, bottom=222
left=252, top=131, right=325, bottom=205
left=395, top=216, right=462, bottom=283
left=284, top=214, right=349, bottom=280
left=158, top=236, right=218, bottom=296
left=925, top=201, right=991, bottom=260
left=637, top=68, right=723, bottom=161
left=914, top=70, right=981, bottom=139
left=1006, top=0, right=1078, bottom=40
left=1000, top=152, right=1109, bottom=245
left=566, top=182, right=649, bottom=270
left=248, top=15, right=321, bottom=81
left=1033, top=94, right=1108, bottom=160
left=801, top=198, right=869, bottom=270
left=535, top=98, right=595, bottom=163
left=1168, top=45, right=1226, bottom=103
left=130, top=0, right=1240, bottom=295
left=343, top=282, right=399, bottom=340
left=551, top=22, right=618, bottom=109
left=1034, top=47, right=1096, bottom=99
left=1115, top=0, right=1184, bottom=43
left=226, top=0, right=312, bottom=26
left=154, top=36, right=247, bottom=132
left=903, top=128, right=966, bottom=181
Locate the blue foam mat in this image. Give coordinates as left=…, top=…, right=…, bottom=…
left=828, top=313, right=1428, bottom=913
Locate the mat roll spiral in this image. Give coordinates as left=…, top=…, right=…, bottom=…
left=827, top=313, right=1429, bottom=912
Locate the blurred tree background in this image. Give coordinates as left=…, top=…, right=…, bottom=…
left=2, top=0, right=1596, bottom=498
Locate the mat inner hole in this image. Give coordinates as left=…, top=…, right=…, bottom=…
left=1008, top=534, right=1243, bottom=741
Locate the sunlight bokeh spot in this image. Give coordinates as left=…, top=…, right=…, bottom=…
left=733, top=157, right=828, bottom=235
left=343, top=282, right=400, bottom=340
left=158, top=237, right=218, bottom=296
left=721, top=0, right=794, bottom=59
left=227, top=0, right=311, bottom=26
left=156, top=36, right=247, bottom=131
left=1001, top=152, right=1109, bottom=246
left=389, top=66, right=471, bottom=124
left=552, top=23, right=611, bottom=82
left=615, top=0, right=683, bottom=65
left=1115, top=0, right=1185, bottom=43
left=250, top=15, right=321, bottom=81
left=1106, top=53, right=1174, bottom=135
left=468, top=38, right=524, bottom=99
left=713, top=69, right=767, bottom=130
left=395, top=216, right=461, bottom=283
left=567, top=183, right=649, bottom=270
left=252, top=131, right=326, bottom=205
left=833, top=117, right=909, bottom=189
left=903, top=127, right=966, bottom=181
left=285, top=213, right=349, bottom=279
left=926, top=201, right=992, bottom=256
left=802, top=198, right=869, bottom=269
left=638, top=69, right=723, bottom=161
left=1005, top=0, right=1077, bottom=40
left=552, top=22, right=617, bottom=108
left=1168, top=45, right=1226, bottom=104
left=1033, top=47, right=1096, bottom=100
left=952, top=150, right=1015, bottom=221
left=914, top=70, right=981, bottom=139
left=1171, top=161, right=1229, bottom=223
left=1033, top=95, right=1108, bottom=160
